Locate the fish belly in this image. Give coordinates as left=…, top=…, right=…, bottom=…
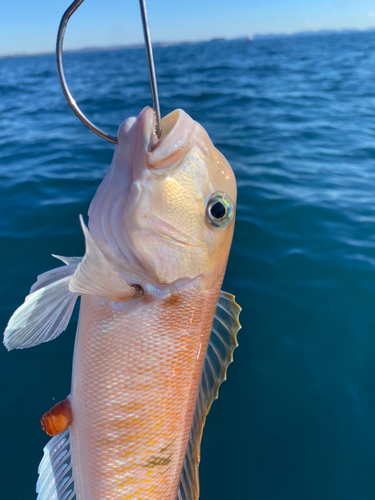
left=70, top=284, right=220, bottom=500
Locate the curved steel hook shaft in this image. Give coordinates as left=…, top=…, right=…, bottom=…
left=56, top=0, right=162, bottom=143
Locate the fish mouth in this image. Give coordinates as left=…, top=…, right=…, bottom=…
left=138, top=107, right=196, bottom=171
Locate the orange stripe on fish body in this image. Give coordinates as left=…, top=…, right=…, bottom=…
left=40, top=398, right=72, bottom=436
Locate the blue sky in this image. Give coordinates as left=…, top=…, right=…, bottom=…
left=1, top=0, right=375, bottom=56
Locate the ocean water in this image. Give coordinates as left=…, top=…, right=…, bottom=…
left=1, top=31, right=375, bottom=499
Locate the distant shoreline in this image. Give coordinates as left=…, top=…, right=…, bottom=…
left=1, top=27, right=374, bottom=60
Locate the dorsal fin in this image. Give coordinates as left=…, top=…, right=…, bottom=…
left=177, top=291, right=242, bottom=500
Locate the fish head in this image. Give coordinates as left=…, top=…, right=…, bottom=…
left=88, top=107, right=237, bottom=288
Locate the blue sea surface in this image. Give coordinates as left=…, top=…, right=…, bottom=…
left=1, top=32, right=375, bottom=499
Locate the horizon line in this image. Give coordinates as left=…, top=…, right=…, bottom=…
left=1, top=25, right=374, bottom=60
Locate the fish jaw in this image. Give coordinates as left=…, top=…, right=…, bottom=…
left=88, top=106, right=237, bottom=288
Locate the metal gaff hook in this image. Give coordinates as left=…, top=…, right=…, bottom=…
left=56, top=0, right=162, bottom=143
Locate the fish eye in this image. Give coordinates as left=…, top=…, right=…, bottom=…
left=206, top=192, right=234, bottom=227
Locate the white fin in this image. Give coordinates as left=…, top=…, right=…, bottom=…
left=37, top=428, right=76, bottom=500
left=52, top=254, right=83, bottom=266
left=3, top=262, right=79, bottom=351
left=177, top=291, right=242, bottom=500
left=30, top=259, right=80, bottom=294
left=69, top=216, right=138, bottom=302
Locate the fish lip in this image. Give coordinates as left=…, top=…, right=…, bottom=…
left=145, top=108, right=196, bottom=170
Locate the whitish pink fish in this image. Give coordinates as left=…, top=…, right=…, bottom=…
left=4, top=107, right=241, bottom=500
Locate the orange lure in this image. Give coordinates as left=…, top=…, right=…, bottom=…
left=40, top=398, right=72, bottom=436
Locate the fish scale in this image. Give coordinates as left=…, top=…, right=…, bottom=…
left=71, top=284, right=221, bottom=500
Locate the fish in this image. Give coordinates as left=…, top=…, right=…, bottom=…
left=4, top=106, right=241, bottom=500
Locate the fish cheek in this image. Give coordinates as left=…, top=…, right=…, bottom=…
left=151, top=151, right=212, bottom=237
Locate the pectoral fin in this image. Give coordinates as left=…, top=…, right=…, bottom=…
left=3, top=259, right=80, bottom=351
left=69, top=216, right=141, bottom=302
left=177, top=291, right=242, bottom=500
left=3, top=217, right=139, bottom=351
